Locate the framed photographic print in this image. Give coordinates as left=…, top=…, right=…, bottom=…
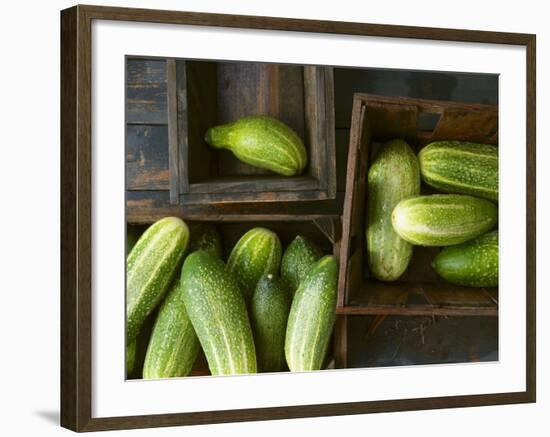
left=60, top=4, right=536, bottom=432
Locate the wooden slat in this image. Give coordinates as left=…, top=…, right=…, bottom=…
left=126, top=190, right=343, bottom=224
left=181, top=189, right=329, bottom=205
left=188, top=176, right=319, bottom=194
left=342, top=280, right=498, bottom=316
left=126, top=125, right=169, bottom=190
left=166, top=59, right=179, bottom=204
left=126, top=58, right=167, bottom=125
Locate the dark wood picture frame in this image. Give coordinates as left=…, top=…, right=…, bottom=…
left=61, top=4, right=536, bottom=432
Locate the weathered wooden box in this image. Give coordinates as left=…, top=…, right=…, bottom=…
left=337, top=94, right=499, bottom=318
left=128, top=215, right=341, bottom=378
left=165, top=59, right=336, bottom=205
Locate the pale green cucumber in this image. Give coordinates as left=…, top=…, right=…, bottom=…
left=392, top=194, right=498, bottom=246
left=142, top=279, right=200, bottom=379
left=433, top=230, right=498, bottom=287
left=419, top=141, right=498, bottom=202
left=126, top=217, right=189, bottom=341
left=285, top=255, right=338, bottom=372
left=227, top=227, right=282, bottom=303
left=181, top=250, right=257, bottom=375
left=367, top=139, right=420, bottom=281
left=205, top=116, right=307, bottom=176
left=251, top=274, right=291, bottom=372
left=280, top=235, right=323, bottom=295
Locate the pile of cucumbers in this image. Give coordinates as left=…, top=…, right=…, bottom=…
left=367, top=139, right=498, bottom=287
left=126, top=220, right=338, bottom=379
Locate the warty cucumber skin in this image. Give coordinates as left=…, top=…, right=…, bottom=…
left=419, top=141, right=498, bottom=202
left=227, top=227, right=282, bottom=303
left=280, top=235, right=323, bottom=295
left=392, top=194, right=498, bottom=246
left=205, top=116, right=307, bottom=176
left=180, top=250, right=257, bottom=375
left=367, top=139, right=420, bottom=281
left=285, top=255, right=338, bottom=372
left=188, top=222, right=222, bottom=258
left=251, top=274, right=291, bottom=372
left=143, top=279, right=200, bottom=379
left=433, top=230, right=498, bottom=287
left=126, top=217, right=190, bottom=341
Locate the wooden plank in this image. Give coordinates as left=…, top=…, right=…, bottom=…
left=324, top=67, right=337, bottom=198
left=126, top=58, right=167, bottom=125
left=333, top=315, right=348, bottom=369
left=188, top=176, right=319, bottom=194
left=126, top=190, right=343, bottom=224
left=335, top=129, right=350, bottom=192
left=126, top=125, right=169, bottom=190
left=166, top=59, right=179, bottom=204
left=176, top=60, right=189, bottom=194
left=181, top=189, right=330, bottom=205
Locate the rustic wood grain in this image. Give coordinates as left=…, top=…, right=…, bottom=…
left=126, top=125, right=169, bottom=190
left=126, top=58, right=167, bottom=125
left=166, top=59, right=179, bottom=203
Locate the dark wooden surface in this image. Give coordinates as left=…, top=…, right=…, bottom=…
left=61, top=4, right=536, bottom=432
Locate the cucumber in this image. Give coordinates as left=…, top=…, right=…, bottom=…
left=285, top=255, right=338, bottom=372
left=126, top=339, right=137, bottom=377
left=188, top=222, right=222, bottom=257
left=126, top=309, right=156, bottom=379
left=419, top=141, right=498, bottom=202
left=392, top=194, right=498, bottom=246
left=205, top=116, right=307, bottom=176
left=367, top=139, right=420, bottom=281
left=280, top=235, right=323, bottom=295
left=126, top=217, right=189, bottom=341
left=181, top=250, right=257, bottom=375
left=142, top=279, right=200, bottom=379
left=227, top=227, right=282, bottom=303
left=250, top=274, right=291, bottom=372
left=433, top=230, right=498, bottom=287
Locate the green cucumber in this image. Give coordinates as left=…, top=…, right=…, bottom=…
left=126, top=339, right=137, bottom=377
left=433, top=230, right=498, bottom=287
left=142, top=279, right=200, bottom=379
left=188, top=222, right=222, bottom=257
left=367, top=139, right=420, bottom=281
left=392, top=194, right=497, bottom=246
left=285, top=255, right=338, bottom=372
left=227, top=227, right=282, bottom=303
left=419, top=141, right=498, bottom=202
left=126, top=217, right=189, bottom=341
left=205, top=116, right=307, bottom=176
left=126, top=309, right=156, bottom=379
left=280, top=235, right=323, bottom=295
left=251, top=274, right=291, bottom=372
left=181, top=250, right=257, bottom=375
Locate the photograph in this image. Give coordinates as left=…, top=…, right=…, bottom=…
left=58, top=4, right=536, bottom=432
left=125, top=57, right=500, bottom=380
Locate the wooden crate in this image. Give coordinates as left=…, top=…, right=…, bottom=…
left=166, top=59, right=336, bottom=205
left=337, top=93, right=499, bottom=318
left=129, top=215, right=341, bottom=378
